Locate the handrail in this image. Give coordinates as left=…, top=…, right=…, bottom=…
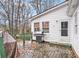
left=3, top=32, right=16, bottom=58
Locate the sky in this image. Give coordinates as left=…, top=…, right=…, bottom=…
left=0, top=0, right=64, bottom=25
left=26, top=0, right=65, bottom=16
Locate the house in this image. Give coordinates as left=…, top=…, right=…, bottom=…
left=31, top=1, right=71, bottom=45
left=30, top=0, right=79, bottom=57
left=67, top=0, right=79, bottom=57
left=29, top=0, right=79, bottom=57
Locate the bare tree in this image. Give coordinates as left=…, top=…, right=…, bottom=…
left=20, top=2, right=32, bottom=47
left=30, top=0, right=64, bottom=15
left=0, top=0, right=32, bottom=47
left=0, top=0, right=15, bottom=35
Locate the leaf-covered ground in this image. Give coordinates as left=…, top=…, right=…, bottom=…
left=16, top=41, right=76, bottom=58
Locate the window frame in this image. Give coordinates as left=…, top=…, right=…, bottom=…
left=61, top=21, right=68, bottom=36
left=42, top=21, right=49, bottom=33
left=34, top=22, right=40, bottom=32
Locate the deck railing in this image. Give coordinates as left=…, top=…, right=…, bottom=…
left=3, top=31, right=16, bottom=58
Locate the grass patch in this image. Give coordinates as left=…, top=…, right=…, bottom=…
left=16, top=33, right=32, bottom=41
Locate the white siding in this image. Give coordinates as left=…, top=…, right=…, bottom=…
left=31, top=4, right=70, bottom=44
left=71, top=8, right=79, bottom=56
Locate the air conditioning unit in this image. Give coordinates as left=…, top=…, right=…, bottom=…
left=34, top=31, right=44, bottom=42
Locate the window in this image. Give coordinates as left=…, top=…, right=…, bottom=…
left=34, top=22, right=40, bottom=31
left=61, top=22, right=68, bottom=36
left=42, top=22, right=49, bottom=33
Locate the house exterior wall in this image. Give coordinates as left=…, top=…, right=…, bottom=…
left=70, top=7, right=79, bottom=56
left=31, top=4, right=71, bottom=44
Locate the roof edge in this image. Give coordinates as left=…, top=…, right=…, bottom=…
left=30, top=1, right=68, bottom=21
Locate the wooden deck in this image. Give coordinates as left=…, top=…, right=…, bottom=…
left=17, top=41, right=76, bottom=58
